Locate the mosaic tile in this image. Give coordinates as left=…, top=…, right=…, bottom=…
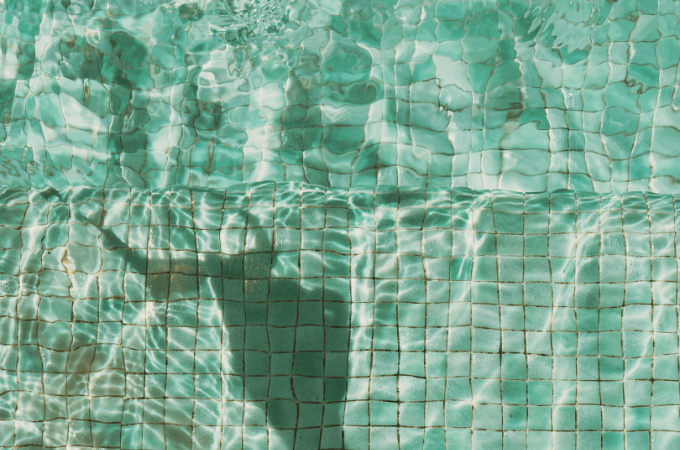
left=0, top=183, right=679, bottom=448
left=0, top=0, right=680, bottom=191
left=3, top=0, right=680, bottom=449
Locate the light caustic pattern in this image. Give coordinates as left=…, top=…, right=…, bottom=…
left=1, top=183, right=680, bottom=449
left=1, top=0, right=680, bottom=191
left=3, top=0, right=680, bottom=449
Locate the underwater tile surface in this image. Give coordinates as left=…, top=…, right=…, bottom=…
left=2, top=0, right=680, bottom=449
left=0, top=184, right=680, bottom=449
left=1, top=0, right=680, bottom=191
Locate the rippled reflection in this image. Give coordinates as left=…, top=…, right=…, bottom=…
left=2, top=0, right=680, bottom=191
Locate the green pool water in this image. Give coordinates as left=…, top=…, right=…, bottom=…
left=2, top=0, right=680, bottom=191
left=2, top=0, right=680, bottom=449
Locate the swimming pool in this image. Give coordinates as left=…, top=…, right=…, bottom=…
left=2, top=0, right=680, bottom=192
left=1, top=0, right=679, bottom=449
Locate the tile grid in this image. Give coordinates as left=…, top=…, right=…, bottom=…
left=3, top=1, right=680, bottom=192
left=2, top=185, right=680, bottom=448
